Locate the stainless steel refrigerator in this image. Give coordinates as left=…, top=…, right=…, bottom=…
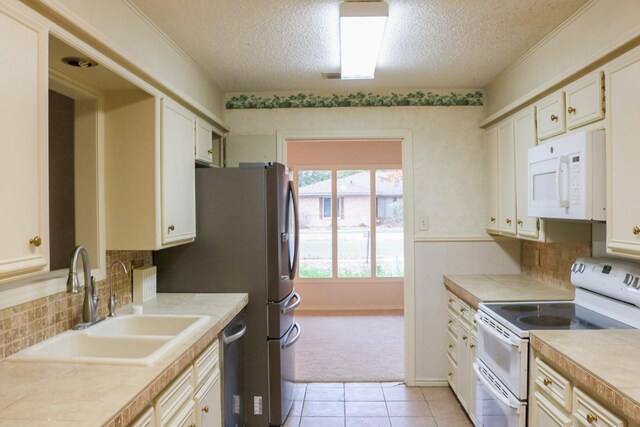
left=154, top=162, right=301, bottom=427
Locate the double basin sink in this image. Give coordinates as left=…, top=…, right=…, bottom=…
left=7, top=314, right=210, bottom=366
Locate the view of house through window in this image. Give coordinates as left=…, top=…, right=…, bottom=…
left=296, top=167, right=404, bottom=279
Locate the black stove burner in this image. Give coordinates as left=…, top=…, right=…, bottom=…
left=500, top=304, right=542, bottom=313
left=518, top=315, right=575, bottom=328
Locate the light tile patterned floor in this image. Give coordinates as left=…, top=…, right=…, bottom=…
left=284, top=383, right=473, bottom=427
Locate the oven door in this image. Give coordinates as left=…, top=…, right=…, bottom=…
left=474, top=360, right=527, bottom=427
left=476, top=311, right=528, bottom=399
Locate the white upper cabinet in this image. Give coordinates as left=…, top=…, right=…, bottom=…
left=513, top=107, right=539, bottom=239
left=497, top=118, right=516, bottom=235
left=161, top=100, right=196, bottom=246
left=106, top=92, right=196, bottom=250
left=536, top=92, right=566, bottom=141
left=605, top=47, right=640, bottom=259
left=485, top=126, right=499, bottom=233
left=565, top=71, right=605, bottom=130
left=195, top=118, right=225, bottom=167
left=0, top=8, right=49, bottom=281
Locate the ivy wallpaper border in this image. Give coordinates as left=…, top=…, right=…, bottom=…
left=225, top=90, right=483, bottom=110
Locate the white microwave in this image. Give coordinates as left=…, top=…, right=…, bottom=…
left=528, top=129, right=605, bottom=221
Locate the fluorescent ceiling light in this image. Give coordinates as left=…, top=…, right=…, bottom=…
left=340, top=1, right=388, bottom=80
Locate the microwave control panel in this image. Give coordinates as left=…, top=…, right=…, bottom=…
left=569, top=154, right=582, bottom=206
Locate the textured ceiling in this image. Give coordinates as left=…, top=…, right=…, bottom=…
left=130, top=0, right=588, bottom=93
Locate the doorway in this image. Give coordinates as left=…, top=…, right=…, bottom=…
left=286, top=138, right=407, bottom=382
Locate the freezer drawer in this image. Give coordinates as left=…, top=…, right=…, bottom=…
left=268, top=291, right=301, bottom=339
left=267, top=322, right=301, bottom=426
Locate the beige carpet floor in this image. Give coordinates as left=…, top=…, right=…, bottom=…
left=294, top=310, right=404, bottom=382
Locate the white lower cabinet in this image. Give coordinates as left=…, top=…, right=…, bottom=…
left=444, top=293, right=477, bottom=420
left=529, top=354, right=628, bottom=427
left=130, top=340, right=221, bottom=427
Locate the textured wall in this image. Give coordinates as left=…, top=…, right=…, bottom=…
left=0, top=250, right=151, bottom=361
left=225, top=105, right=487, bottom=237
left=521, top=240, right=591, bottom=291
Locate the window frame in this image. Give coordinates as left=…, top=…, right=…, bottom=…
left=294, top=164, right=403, bottom=283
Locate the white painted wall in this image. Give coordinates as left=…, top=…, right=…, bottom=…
left=484, top=0, right=640, bottom=117
left=414, top=239, right=520, bottom=384
left=35, top=0, right=226, bottom=121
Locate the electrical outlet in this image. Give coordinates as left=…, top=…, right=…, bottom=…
left=419, top=216, right=429, bottom=231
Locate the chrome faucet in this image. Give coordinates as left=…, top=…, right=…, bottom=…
left=108, top=260, right=128, bottom=317
left=67, top=245, right=104, bottom=329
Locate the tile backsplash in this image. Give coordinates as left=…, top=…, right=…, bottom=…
left=0, top=250, right=152, bottom=361
left=521, top=240, right=591, bottom=291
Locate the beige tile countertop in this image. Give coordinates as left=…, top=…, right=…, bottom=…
left=0, top=293, right=248, bottom=427
left=531, top=330, right=640, bottom=424
left=444, top=274, right=575, bottom=309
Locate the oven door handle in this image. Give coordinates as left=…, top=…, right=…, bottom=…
left=473, top=362, right=519, bottom=409
left=476, top=315, right=522, bottom=348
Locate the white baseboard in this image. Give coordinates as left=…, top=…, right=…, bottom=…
left=407, top=379, right=449, bottom=387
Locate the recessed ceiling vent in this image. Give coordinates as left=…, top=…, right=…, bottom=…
left=61, top=57, right=99, bottom=68
left=322, top=72, right=342, bottom=79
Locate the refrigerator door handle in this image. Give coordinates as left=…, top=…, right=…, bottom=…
left=281, top=322, right=301, bottom=350
left=281, top=292, right=302, bottom=314
left=287, top=181, right=299, bottom=280
left=223, top=321, right=247, bottom=344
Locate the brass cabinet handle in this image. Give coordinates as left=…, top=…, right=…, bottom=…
left=586, top=413, right=598, bottom=424
left=568, top=106, right=576, bottom=114
left=473, top=319, right=477, bottom=324
left=448, top=344, right=453, bottom=349
left=506, top=218, right=512, bottom=225
left=490, top=217, right=496, bottom=223
left=550, top=114, right=558, bottom=122
left=470, top=344, right=476, bottom=349
left=29, top=236, right=42, bottom=247
left=168, top=225, right=175, bottom=232
left=462, top=335, right=468, bottom=341
left=448, top=320, right=453, bottom=325
left=447, top=372, right=453, bottom=377
left=460, top=307, right=466, bottom=313
left=188, top=424, right=196, bottom=427
left=543, top=378, right=552, bottom=386
left=202, top=405, right=209, bottom=413
left=448, top=298, right=454, bottom=303
left=517, top=219, right=523, bottom=226
left=208, top=149, right=213, bottom=154
left=634, top=226, right=640, bottom=236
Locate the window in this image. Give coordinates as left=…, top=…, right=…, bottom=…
left=296, top=167, right=403, bottom=279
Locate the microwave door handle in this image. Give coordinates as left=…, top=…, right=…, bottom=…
left=556, top=156, right=570, bottom=208
left=473, top=363, right=519, bottom=409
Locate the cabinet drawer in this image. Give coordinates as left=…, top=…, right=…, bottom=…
left=447, top=292, right=459, bottom=313
left=565, top=71, right=605, bottom=130
left=572, top=387, right=626, bottom=427
left=470, top=308, right=478, bottom=336
left=165, top=399, right=196, bottom=427
left=534, top=358, right=572, bottom=412
left=156, top=368, right=194, bottom=425
left=447, top=332, right=457, bottom=362
left=533, top=391, right=571, bottom=427
left=536, top=92, right=566, bottom=140
left=193, top=340, right=219, bottom=387
left=447, top=312, right=458, bottom=337
left=458, top=301, right=472, bottom=328
left=130, top=406, right=155, bottom=427
left=447, top=355, right=457, bottom=391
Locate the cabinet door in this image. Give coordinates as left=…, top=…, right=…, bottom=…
left=485, top=126, right=499, bottom=232
left=195, top=371, right=222, bottom=427
left=536, top=92, right=566, bottom=140
left=195, top=118, right=213, bottom=165
left=606, top=48, right=640, bottom=259
left=447, top=355, right=457, bottom=392
left=0, top=9, right=49, bottom=280
left=161, top=100, right=196, bottom=245
left=467, top=335, right=477, bottom=425
left=572, top=388, right=626, bottom=427
left=531, top=391, right=571, bottom=427
left=130, top=407, right=155, bottom=427
left=455, top=324, right=471, bottom=410
left=514, top=107, right=539, bottom=239
left=566, top=71, right=605, bottom=130
left=497, top=118, right=516, bottom=235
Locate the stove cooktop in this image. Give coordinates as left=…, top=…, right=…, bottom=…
left=482, top=302, right=634, bottom=332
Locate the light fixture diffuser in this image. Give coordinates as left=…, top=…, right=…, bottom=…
left=340, top=1, right=388, bottom=80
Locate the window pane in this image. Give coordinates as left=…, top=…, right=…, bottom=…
left=375, top=170, right=404, bottom=277
left=297, top=170, right=332, bottom=278
left=337, top=170, right=371, bottom=277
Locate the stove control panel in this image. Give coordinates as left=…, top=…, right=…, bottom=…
left=571, top=257, right=640, bottom=307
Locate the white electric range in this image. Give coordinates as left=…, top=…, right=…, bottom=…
left=473, top=257, right=640, bottom=427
